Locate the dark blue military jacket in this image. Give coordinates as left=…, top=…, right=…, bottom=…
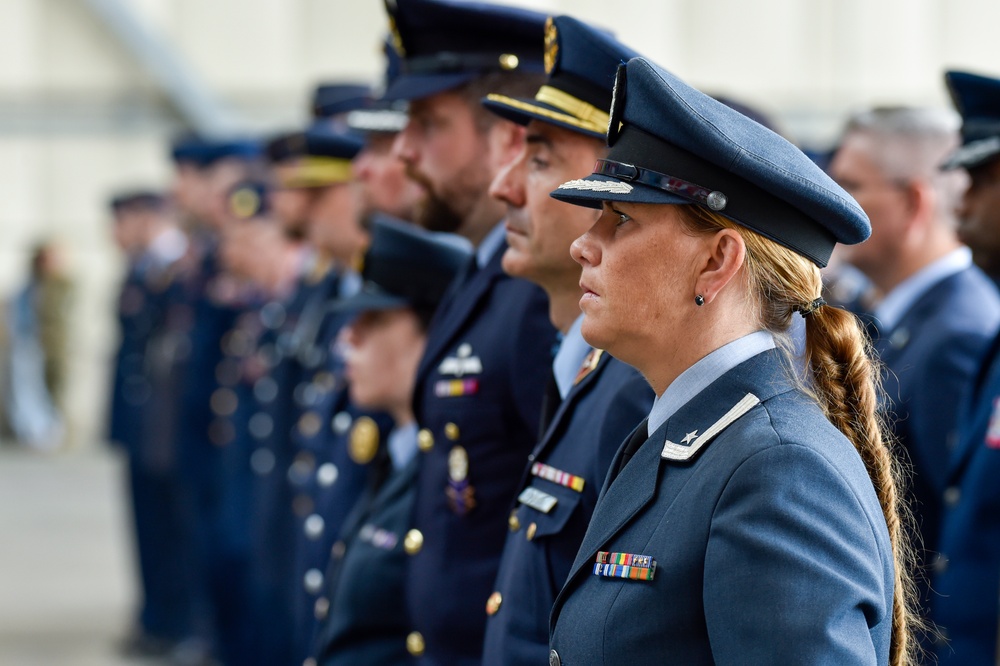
left=549, top=349, right=894, bottom=666
left=406, top=242, right=557, bottom=664
left=933, top=321, right=1000, bottom=666
left=872, top=267, right=1000, bottom=569
left=481, top=352, right=651, bottom=665
left=313, top=452, right=419, bottom=666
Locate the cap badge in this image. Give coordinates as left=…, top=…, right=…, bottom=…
left=543, top=17, right=558, bottom=75
left=230, top=187, right=261, bottom=219
left=388, top=16, right=405, bottom=56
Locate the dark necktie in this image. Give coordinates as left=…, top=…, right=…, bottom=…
left=538, top=368, right=561, bottom=440
left=613, top=418, right=649, bottom=479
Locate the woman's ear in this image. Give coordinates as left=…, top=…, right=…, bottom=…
left=694, top=228, right=745, bottom=305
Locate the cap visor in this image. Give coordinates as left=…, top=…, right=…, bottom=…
left=328, top=286, right=410, bottom=315
left=482, top=95, right=606, bottom=139
left=382, top=72, right=477, bottom=102
left=550, top=173, right=689, bottom=209
left=942, top=136, right=1000, bottom=170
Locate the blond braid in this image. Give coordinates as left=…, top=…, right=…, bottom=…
left=680, top=205, right=919, bottom=665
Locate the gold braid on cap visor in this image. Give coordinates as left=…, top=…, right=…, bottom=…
left=486, top=85, right=610, bottom=135
left=278, top=157, right=354, bottom=189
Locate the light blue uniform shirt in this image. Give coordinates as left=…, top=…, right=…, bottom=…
left=873, top=247, right=972, bottom=331
left=476, top=222, right=508, bottom=269
left=552, top=314, right=593, bottom=400
left=647, top=330, right=776, bottom=437
left=388, top=423, right=419, bottom=471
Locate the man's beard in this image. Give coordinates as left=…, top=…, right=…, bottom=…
left=406, top=165, right=465, bottom=234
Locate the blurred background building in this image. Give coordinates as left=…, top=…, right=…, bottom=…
left=0, top=0, right=998, bottom=446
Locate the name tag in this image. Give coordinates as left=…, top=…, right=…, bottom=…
left=517, top=486, right=558, bottom=514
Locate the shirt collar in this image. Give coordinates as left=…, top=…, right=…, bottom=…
left=476, top=221, right=507, bottom=269
left=388, top=422, right=419, bottom=471
left=553, top=314, right=592, bottom=399
left=338, top=269, right=362, bottom=299
left=647, top=330, right=776, bottom=437
left=873, top=247, right=972, bottom=331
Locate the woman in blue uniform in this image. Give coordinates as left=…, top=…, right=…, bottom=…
left=545, top=58, right=918, bottom=666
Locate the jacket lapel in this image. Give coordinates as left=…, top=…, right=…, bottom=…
left=414, top=243, right=507, bottom=389
left=551, top=349, right=795, bottom=624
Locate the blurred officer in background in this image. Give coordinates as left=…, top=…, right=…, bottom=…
left=107, top=190, right=192, bottom=659
left=479, top=16, right=653, bottom=664
left=828, top=106, right=1000, bottom=608
left=931, top=70, right=1000, bottom=666
left=243, top=120, right=371, bottom=666
left=381, top=0, right=558, bottom=661
left=310, top=217, right=470, bottom=666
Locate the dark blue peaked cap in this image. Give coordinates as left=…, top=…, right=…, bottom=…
left=347, top=35, right=410, bottom=134
left=312, top=83, right=373, bottom=120
left=170, top=136, right=260, bottom=167
left=382, top=0, right=546, bottom=102
left=550, top=58, right=870, bottom=267
left=943, top=70, right=1000, bottom=170
left=483, top=15, right=640, bottom=139
left=302, top=124, right=364, bottom=159
left=332, top=215, right=471, bottom=314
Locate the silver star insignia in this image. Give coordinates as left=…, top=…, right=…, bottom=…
left=681, top=430, right=699, bottom=445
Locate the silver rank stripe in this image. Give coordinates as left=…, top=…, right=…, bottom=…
left=517, top=486, right=558, bottom=514
left=661, top=393, right=761, bottom=461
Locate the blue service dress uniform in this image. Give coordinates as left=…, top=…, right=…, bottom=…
left=312, top=426, right=420, bottom=666
left=549, top=343, right=895, bottom=665
left=481, top=340, right=652, bottom=665
left=246, top=264, right=342, bottom=666
left=932, top=323, right=1000, bottom=665
left=112, top=253, right=188, bottom=643
left=405, top=235, right=557, bottom=664
left=867, top=260, right=1000, bottom=576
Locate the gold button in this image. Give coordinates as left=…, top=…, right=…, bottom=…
left=314, top=596, right=330, bottom=620
left=526, top=522, right=537, bottom=541
left=499, top=53, right=519, bottom=70
left=508, top=510, right=520, bottom=532
left=298, top=411, right=322, bottom=437
left=404, top=529, right=424, bottom=555
left=486, top=591, right=502, bottom=616
left=406, top=631, right=425, bottom=657
left=444, top=422, right=460, bottom=441
left=418, top=428, right=434, bottom=452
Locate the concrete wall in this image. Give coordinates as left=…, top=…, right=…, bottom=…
left=1, top=0, right=998, bottom=445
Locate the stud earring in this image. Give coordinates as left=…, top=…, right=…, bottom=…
left=694, top=294, right=705, bottom=306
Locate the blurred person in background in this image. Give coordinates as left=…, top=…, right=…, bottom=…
left=106, top=189, right=194, bottom=659
left=828, top=106, right=1000, bottom=615
left=382, top=0, right=558, bottom=661
left=479, top=16, right=654, bottom=664
left=2, top=239, right=73, bottom=450
left=930, top=70, right=1000, bottom=666
left=310, top=218, right=469, bottom=666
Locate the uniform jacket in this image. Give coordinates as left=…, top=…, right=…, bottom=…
left=933, top=322, right=1000, bottom=666
left=549, top=349, right=895, bottom=665
left=873, top=266, right=1000, bottom=564
left=314, top=454, right=419, bottom=666
left=481, top=352, right=651, bottom=665
left=406, top=242, right=557, bottom=665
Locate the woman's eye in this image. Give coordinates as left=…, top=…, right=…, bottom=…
left=615, top=211, right=630, bottom=226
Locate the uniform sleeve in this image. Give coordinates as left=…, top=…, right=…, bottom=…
left=703, top=442, right=892, bottom=666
